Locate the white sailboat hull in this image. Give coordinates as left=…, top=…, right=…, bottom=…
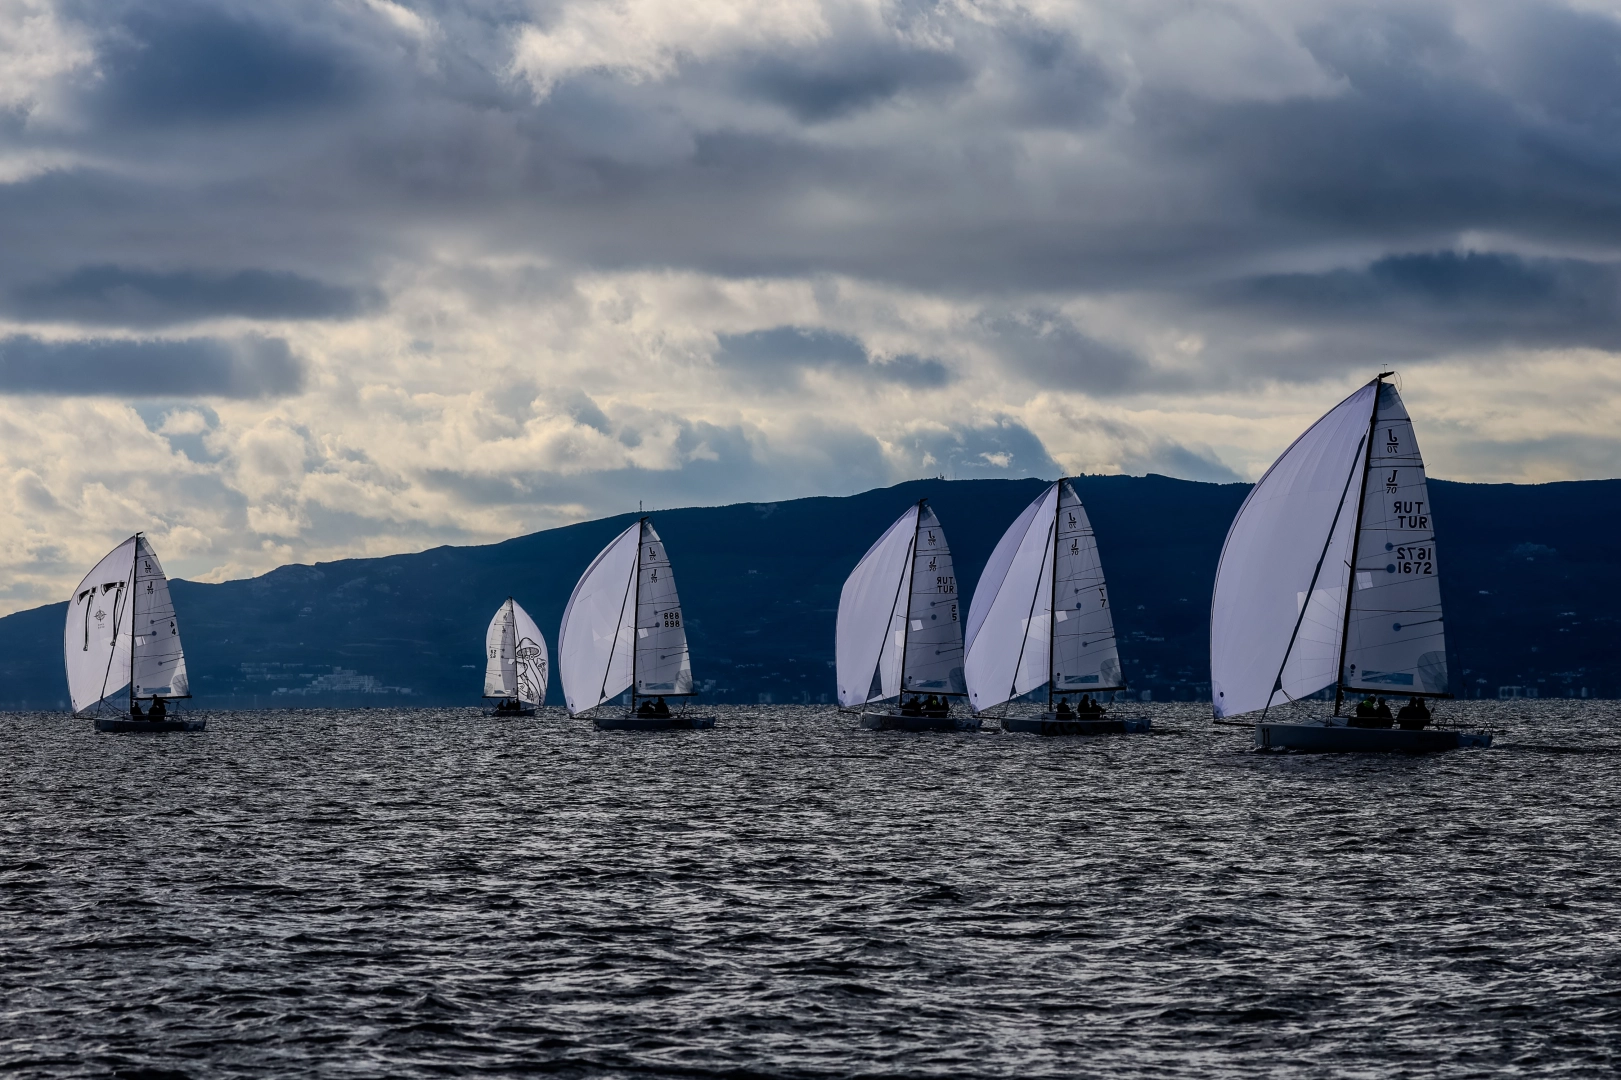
left=1255, top=721, right=1490, bottom=752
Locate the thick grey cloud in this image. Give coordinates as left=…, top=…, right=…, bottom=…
left=0, top=335, right=304, bottom=397
left=735, top=42, right=973, bottom=123
left=1226, top=252, right=1621, bottom=352
left=714, top=327, right=951, bottom=389
left=8, top=266, right=378, bottom=327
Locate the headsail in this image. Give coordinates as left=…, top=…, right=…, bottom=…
left=835, top=504, right=919, bottom=708
left=558, top=521, right=640, bottom=715
left=1210, top=382, right=1377, bottom=719
left=64, top=537, right=137, bottom=715
left=900, top=504, right=965, bottom=695
left=965, top=480, right=1121, bottom=712
left=130, top=537, right=188, bottom=701
left=510, top=601, right=549, bottom=706
left=634, top=522, right=693, bottom=696
left=1341, top=383, right=1448, bottom=695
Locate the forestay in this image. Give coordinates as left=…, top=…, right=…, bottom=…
left=1210, top=382, right=1377, bottom=719
left=899, top=504, right=965, bottom=696
left=130, top=537, right=189, bottom=701
left=558, top=522, right=640, bottom=715
left=1342, top=383, right=1448, bottom=695
left=64, top=537, right=137, bottom=715
left=835, top=504, right=919, bottom=708
left=634, top=522, right=693, bottom=696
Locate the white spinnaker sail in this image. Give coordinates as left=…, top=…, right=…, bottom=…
left=64, top=536, right=136, bottom=715
left=558, top=521, right=640, bottom=715
left=130, top=537, right=188, bottom=700
left=1051, top=481, right=1122, bottom=694
left=634, top=521, right=693, bottom=696
left=1210, top=381, right=1378, bottom=719
left=1342, top=383, right=1449, bottom=695
left=964, top=482, right=1057, bottom=711
left=900, top=503, right=966, bottom=695
left=835, top=504, right=919, bottom=708
left=511, top=601, right=549, bottom=706
left=484, top=599, right=517, bottom=697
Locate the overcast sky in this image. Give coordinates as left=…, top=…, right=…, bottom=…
left=2, top=0, right=1620, bottom=613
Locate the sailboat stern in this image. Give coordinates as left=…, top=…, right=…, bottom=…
left=1254, top=721, right=1490, bottom=752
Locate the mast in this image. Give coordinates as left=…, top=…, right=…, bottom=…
left=630, top=517, right=645, bottom=713
left=128, top=533, right=139, bottom=716
left=1046, top=482, right=1061, bottom=709
left=897, top=499, right=924, bottom=699
left=1333, top=372, right=1390, bottom=717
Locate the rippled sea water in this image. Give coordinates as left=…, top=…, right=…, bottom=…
left=3, top=701, right=1620, bottom=1078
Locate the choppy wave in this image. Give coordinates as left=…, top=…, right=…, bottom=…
left=2, top=701, right=1617, bottom=1077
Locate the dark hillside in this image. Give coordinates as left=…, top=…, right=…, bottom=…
left=1, top=474, right=1617, bottom=709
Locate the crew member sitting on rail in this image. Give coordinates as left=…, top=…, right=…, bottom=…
left=1396, top=696, right=1431, bottom=730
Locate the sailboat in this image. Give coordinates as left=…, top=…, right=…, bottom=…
left=1210, top=373, right=1490, bottom=751
left=964, top=479, right=1149, bottom=735
left=836, top=499, right=978, bottom=731
left=557, top=517, right=714, bottom=730
left=483, top=597, right=548, bottom=716
left=65, top=534, right=202, bottom=732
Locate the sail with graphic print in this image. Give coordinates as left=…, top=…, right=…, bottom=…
left=964, top=480, right=1147, bottom=735
left=835, top=498, right=977, bottom=732
left=483, top=597, right=548, bottom=716
left=65, top=534, right=202, bottom=732
left=557, top=518, right=711, bottom=730
left=1208, top=373, right=1490, bottom=751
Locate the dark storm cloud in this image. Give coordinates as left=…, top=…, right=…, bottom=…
left=0, top=335, right=304, bottom=397
left=1225, top=252, right=1621, bottom=351
left=8, top=266, right=379, bottom=328
left=73, top=1, right=363, bottom=125
left=714, top=327, right=951, bottom=389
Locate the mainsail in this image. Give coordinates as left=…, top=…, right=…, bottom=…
left=1341, top=383, right=1448, bottom=695
left=634, top=522, right=693, bottom=696
left=835, top=499, right=965, bottom=708
left=964, top=480, right=1121, bottom=712
left=64, top=534, right=189, bottom=716
left=558, top=518, right=692, bottom=715
left=484, top=598, right=549, bottom=705
left=1209, top=375, right=1449, bottom=720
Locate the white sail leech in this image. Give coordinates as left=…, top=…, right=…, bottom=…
left=1341, top=383, right=1449, bottom=695
left=130, top=537, right=189, bottom=701
left=1209, top=382, right=1378, bottom=719
left=900, top=504, right=965, bottom=695
left=558, top=521, right=641, bottom=715
left=835, top=504, right=920, bottom=708
left=64, top=536, right=137, bottom=715
left=634, top=521, right=693, bottom=696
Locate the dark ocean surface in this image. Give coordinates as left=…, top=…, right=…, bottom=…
left=3, top=701, right=1619, bottom=1078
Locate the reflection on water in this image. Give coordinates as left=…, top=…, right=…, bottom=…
left=2, top=701, right=1618, bottom=1077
